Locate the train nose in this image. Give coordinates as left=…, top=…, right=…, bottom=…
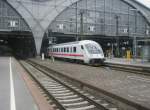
left=89, top=59, right=104, bottom=64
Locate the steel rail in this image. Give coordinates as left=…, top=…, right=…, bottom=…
left=27, top=60, right=111, bottom=110
left=28, top=59, right=150, bottom=110
left=21, top=60, right=111, bottom=110
left=104, top=63, right=150, bottom=75
left=20, top=61, right=66, bottom=110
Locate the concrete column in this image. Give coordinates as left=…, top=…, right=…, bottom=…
left=32, top=29, right=44, bottom=55
left=34, top=37, right=43, bottom=55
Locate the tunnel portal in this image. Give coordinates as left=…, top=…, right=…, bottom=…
left=0, top=31, right=36, bottom=58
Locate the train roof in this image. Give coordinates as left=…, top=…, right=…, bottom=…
left=54, top=40, right=96, bottom=46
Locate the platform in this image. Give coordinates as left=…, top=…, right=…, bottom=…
left=32, top=58, right=150, bottom=110
left=0, top=57, right=53, bottom=110
left=105, top=58, right=150, bottom=68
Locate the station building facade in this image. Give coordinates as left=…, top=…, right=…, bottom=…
left=0, top=0, right=150, bottom=59
left=47, top=0, right=150, bottom=58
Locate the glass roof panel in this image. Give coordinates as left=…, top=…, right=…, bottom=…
left=136, top=0, right=150, bottom=9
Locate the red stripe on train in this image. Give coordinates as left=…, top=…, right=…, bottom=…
left=49, top=52, right=84, bottom=57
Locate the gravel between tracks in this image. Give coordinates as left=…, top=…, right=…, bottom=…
left=31, top=58, right=150, bottom=110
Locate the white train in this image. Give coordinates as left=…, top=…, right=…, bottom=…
left=47, top=40, right=105, bottom=64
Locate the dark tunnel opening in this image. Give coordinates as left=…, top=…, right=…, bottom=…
left=0, top=31, right=36, bottom=59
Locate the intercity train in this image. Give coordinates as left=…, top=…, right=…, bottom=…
left=47, top=40, right=105, bottom=64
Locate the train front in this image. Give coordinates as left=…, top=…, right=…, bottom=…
left=84, top=42, right=105, bottom=64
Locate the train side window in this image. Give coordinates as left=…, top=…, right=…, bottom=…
left=67, top=47, right=69, bottom=53
left=81, top=45, right=84, bottom=50
left=61, top=48, right=63, bottom=52
left=73, top=47, right=76, bottom=53
left=70, top=47, right=72, bottom=53
left=64, top=48, right=66, bottom=52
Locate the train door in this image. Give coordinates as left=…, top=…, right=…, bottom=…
left=80, top=45, right=88, bottom=63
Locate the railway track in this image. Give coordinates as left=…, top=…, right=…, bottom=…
left=21, top=60, right=118, bottom=110
left=104, top=63, right=150, bottom=75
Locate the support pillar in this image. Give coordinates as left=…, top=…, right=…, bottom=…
left=32, top=29, right=45, bottom=55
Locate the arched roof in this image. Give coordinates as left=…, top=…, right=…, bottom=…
left=136, top=0, right=150, bottom=9
left=6, top=0, right=150, bottom=54
left=125, top=0, right=150, bottom=24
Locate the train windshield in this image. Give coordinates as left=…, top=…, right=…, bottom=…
left=85, top=44, right=101, bottom=54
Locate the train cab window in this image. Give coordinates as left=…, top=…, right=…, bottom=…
left=73, top=47, right=76, bottom=53
left=81, top=45, right=84, bottom=50
left=85, top=44, right=101, bottom=54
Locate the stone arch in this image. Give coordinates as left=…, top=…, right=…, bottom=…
left=48, top=0, right=150, bottom=37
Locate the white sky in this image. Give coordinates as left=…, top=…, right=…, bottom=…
left=136, top=0, right=150, bottom=8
